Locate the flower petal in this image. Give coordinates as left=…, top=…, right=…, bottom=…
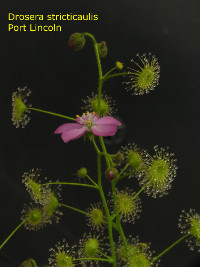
left=61, top=125, right=88, bottom=143
left=91, top=124, right=117, bottom=137
left=54, top=123, right=80, bottom=134
left=96, top=116, right=121, bottom=126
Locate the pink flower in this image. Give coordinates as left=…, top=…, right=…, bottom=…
left=55, top=112, right=121, bottom=143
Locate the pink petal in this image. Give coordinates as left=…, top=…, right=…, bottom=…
left=91, top=124, right=118, bottom=137
left=54, top=123, right=80, bottom=134
left=76, top=117, right=83, bottom=124
left=96, top=116, right=121, bottom=126
left=61, top=126, right=88, bottom=143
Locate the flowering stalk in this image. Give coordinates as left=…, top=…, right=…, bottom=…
left=151, top=234, right=190, bottom=263
left=83, top=32, right=111, bottom=168
left=83, top=32, right=103, bottom=115
left=99, top=136, right=111, bottom=167
left=97, top=152, right=117, bottom=267
left=0, top=219, right=27, bottom=250
left=111, top=180, right=128, bottom=249
left=91, top=137, right=117, bottom=266
left=99, top=152, right=113, bottom=167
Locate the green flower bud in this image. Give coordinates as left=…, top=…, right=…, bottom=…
left=105, top=167, right=118, bottom=181
left=82, top=93, right=116, bottom=116
left=77, top=167, right=87, bottom=178
left=97, top=41, right=108, bottom=58
left=115, top=61, right=123, bottom=70
left=68, top=33, right=85, bottom=51
left=91, top=98, right=108, bottom=115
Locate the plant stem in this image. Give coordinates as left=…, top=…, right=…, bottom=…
left=92, top=138, right=101, bottom=153
left=85, top=32, right=117, bottom=266
left=132, top=184, right=148, bottom=200
left=104, top=72, right=131, bottom=81
left=86, top=175, right=97, bottom=186
left=99, top=251, right=113, bottom=260
left=82, top=32, right=103, bottom=116
left=118, top=163, right=131, bottom=177
left=28, top=107, right=76, bottom=121
left=42, top=182, right=98, bottom=190
left=0, top=219, right=27, bottom=250
left=103, top=67, right=117, bottom=79
left=151, top=234, right=190, bottom=263
left=99, top=136, right=111, bottom=168
left=97, top=153, right=117, bottom=267
left=111, top=180, right=128, bottom=248
left=59, top=203, right=87, bottom=215
left=99, top=152, right=113, bottom=167
left=115, top=169, right=136, bottom=183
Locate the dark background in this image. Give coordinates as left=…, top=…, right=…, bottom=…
left=1, top=1, right=200, bottom=266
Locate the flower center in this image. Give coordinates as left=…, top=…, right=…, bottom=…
left=76, top=112, right=98, bottom=129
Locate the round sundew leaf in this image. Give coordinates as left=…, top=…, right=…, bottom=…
left=84, top=238, right=99, bottom=257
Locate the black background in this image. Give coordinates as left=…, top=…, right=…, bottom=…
left=1, top=1, right=200, bottom=266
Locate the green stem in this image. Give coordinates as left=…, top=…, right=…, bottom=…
left=0, top=219, right=27, bottom=250
left=92, top=138, right=112, bottom=168
left=104, top=72, right=131, bottom=81
left=28, top=107, right=76, bottom=121
left=92, top=138, right=101, bottom=153
left=99, top=251, right=113, bottom=260
left=86, top=175, right=97, bottom=186
left=103, top=67, right=117, bottom=79
left=118, top=163, right=131, bottom=177
left=84, top=32, right=116, bottom=266
left=111, top=180, right=128, bottom=248
left=75, top=257, right=113, bottom=263
left=115, top=169, right=136, bottom=183
left=132, top=184, right=148, bottom=200
left=99, top=136, right=111, bottom=168
left=82, top=32, right=103, bottom=116
left=42, top=182, right=98, bottom=190
left=99, top=152, right=113, bottom=167
left=151, top=234, right=190, bottom=263
left=59, top=203, right=87, bottom=215
left=97, top=153, right=117, bottom=267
